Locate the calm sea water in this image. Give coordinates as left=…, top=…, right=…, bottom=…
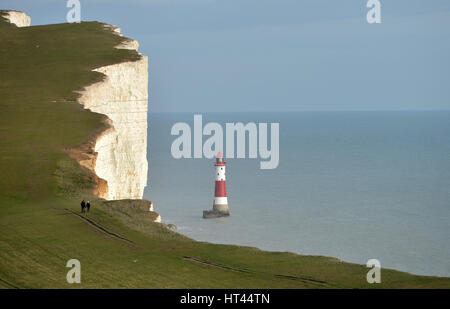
left=143, top=112, right=450, bottom=277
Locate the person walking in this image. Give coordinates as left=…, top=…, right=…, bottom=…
left=86, top=201, right=91, bottom=213
left=81, top=200, right=86, bottom=213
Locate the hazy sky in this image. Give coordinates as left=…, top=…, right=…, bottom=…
left=3, top=0, right=450, bottom=112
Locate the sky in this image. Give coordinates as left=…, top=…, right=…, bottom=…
left=2, top=0, right=450, bottom=112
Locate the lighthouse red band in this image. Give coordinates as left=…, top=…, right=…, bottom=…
left=213, top=152, right=229, bottom=214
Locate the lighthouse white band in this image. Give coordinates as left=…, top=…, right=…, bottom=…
left=215, top=166, right=226, bottom=181
left=214, top=197, right=228, bottom=205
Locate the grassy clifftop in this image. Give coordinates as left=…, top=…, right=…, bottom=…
left=0, top=17, right=449, bottom=288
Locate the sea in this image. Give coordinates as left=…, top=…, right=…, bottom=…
left=143, top=111, right=450, bottom=277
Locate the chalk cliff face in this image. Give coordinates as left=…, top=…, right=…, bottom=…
left=79, top=26, right=148, bottom=200
left=2, top=10, right=31, bottom=27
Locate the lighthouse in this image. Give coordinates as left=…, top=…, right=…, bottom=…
left=203, top=152, right=230, bottom=218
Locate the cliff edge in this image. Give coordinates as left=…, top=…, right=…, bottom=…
left=0, top=10, right=149, bottom=202
left=78, top=25, right=149, bottom=201
left=0, top=10, right=31, bottom=27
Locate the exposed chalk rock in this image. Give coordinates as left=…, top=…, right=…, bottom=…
left=79, top=25, right=148, bottom=200
left=148, top=201, right=154, bottom=212
left=102, top=24, right=140, bottom=50
left=154, top=214, right=162, bottom=223
left=103, top=24, right=123, bottom=37
left=1, top=10, right=31, bottom=27
left=117, top=39, right=140, bottom=50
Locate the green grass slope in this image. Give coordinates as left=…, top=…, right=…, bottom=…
left=0, top=18, right=449, bottom=289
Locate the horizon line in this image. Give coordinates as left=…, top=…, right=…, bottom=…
left=149, top=109, right=450, bottom=114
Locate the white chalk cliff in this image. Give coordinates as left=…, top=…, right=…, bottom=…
left=2, top=10, right=31, bottom=27
left=2, top=12, right=151, bottom=205
left=79, top=25, right=149, bottom=200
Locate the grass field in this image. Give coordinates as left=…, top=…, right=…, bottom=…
left=0, top=17, right=449, bottom=289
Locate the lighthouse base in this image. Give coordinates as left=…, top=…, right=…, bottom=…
left=203, top=204, right=229, bottom=219
left=213, top=203, right=229, bottom=213
left=203, top=209, right=229, bottom=219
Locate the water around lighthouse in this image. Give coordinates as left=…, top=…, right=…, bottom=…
left=144, top=111, right=450, bottom=277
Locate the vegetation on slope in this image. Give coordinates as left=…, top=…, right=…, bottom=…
left=0, top=18, right=449, bottom=289
left=0, top=11, right=14, bottom=29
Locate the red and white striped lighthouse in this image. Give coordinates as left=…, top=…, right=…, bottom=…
left=213, top=152, right=229, bottom=215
